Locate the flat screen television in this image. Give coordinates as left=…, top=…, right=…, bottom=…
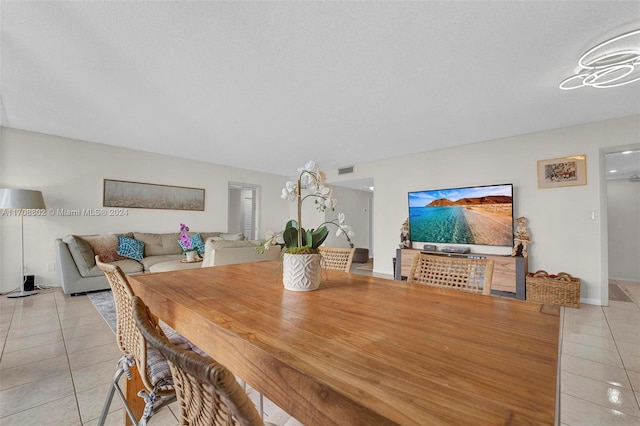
left=408, top=183, right=514, bottom=247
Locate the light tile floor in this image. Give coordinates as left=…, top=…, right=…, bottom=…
left=1, top=278, right=638, bottom=425
left=559, top=279, right=640, bottom=426
left=0, top=287, right=293, bottom=425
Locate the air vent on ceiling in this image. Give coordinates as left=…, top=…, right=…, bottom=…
left=338, top=165, right=355, bottom=175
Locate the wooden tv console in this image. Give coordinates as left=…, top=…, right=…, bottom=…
left=394, top=248, right=527, bottom=300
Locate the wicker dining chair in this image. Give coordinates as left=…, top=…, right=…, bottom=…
left=407, top=253, right=494, bottom=295
left=96, top=256, right=186, bottom=426
left=318, top=247, right=355, bottom=272
left=131, top=295, right=299, bottom=426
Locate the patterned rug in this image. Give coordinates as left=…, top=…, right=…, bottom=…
left=355, top=260, right=374, bottom=271
left=87, top=290, right=116, bottom=333
left=609, top=283, right=634, bottom=303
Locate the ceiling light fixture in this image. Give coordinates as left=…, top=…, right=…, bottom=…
left=560, top=29, right=640, bottom=90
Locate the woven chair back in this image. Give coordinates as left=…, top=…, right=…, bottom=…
left=131, top=296, right=266, bottom=426
left=95, top=256, right=167, bottom=396
left=318, top=247, right=355, bottom=272
left=407, top=253, right=494, bottom=295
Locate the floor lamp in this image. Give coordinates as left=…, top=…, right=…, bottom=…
left=0, top=189, right=46, bottom=298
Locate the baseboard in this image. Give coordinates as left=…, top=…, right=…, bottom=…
left=580, top=297, right=602, bottom=306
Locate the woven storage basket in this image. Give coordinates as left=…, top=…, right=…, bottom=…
left=526, top=270, right=581, bottom=308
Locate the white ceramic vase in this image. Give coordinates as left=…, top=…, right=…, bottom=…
left=185, top=250, right=197, bottom=262
left=282, top=253, right=321, bottom=291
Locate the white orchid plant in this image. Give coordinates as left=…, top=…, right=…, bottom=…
left=259, top=161, right=355, bottom=254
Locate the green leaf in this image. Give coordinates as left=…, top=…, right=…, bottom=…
left=310, top=226, right=329, bottom=249
left=283, top=227, right=298, bottom=248
left=285, top=220, right=299, bottom=230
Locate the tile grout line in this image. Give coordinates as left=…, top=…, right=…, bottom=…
left=54, top=291, right=86, bottom=425
left=601, top=304, right=640, bottom=413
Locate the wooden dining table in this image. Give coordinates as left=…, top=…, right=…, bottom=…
left=127, top=261, right=560, bottom=426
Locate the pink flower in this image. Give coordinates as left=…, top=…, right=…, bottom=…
left=179, top=223, right=192, bottom=250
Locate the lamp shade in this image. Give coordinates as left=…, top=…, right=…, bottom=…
left=0, top=189, right=46, bottom=210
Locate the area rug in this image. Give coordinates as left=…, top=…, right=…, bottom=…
left=87, top=290, right=116, bottom=333
left=609, top=283, right=634, bottom=303
left=356, top=260, right=374, bottom=271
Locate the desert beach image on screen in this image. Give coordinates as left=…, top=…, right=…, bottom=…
left=408, top=184, right=513, bottom=246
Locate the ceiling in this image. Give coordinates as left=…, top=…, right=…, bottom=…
left=1, top=1, right=639, bottom=185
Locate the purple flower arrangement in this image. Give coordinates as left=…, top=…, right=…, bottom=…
left=179, top=223, right=195, bottom=252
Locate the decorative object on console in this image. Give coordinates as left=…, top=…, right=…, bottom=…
left=399, top=218, right=411, bottom=249
left=103, top=179, right=205, bottom=211
left=441, top=246, right=471, bottom=254
left=512, top=216, right=532, bottom=257
left=0, top=189, right=46, bottom=298
left=537, top=155, right=586, bottom=189
left=259, top=161, right=355, bottom=291
left=559, top=28, right=640, bottom=90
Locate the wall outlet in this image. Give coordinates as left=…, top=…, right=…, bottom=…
left=48, top=263, right=56, bottom=272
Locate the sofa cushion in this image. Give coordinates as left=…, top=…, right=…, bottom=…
left=219, top=232, right=245, bottom=241
left=149, top=260, right=203, bottom=273
left=133, top=232, right=182, bottom=256
left=82, top=258, right=144, bottom=278
left=83, top=234, right=130, bottom=263
left=206, top=239, right=256, bottom=250
left=199, top=232, right=222, bottom=242
left=117, top=236, right=145, bottom=261
left=62, top=235, right=96, bottom=276
left=140, top=254, right=184, bottom=272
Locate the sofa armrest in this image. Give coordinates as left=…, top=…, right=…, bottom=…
left=55, top=239, right=83, bottom=290
left=202, top=244, right=282, bottom=267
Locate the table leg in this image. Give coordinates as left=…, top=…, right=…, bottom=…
left=124, top=364, right=145, bottom=426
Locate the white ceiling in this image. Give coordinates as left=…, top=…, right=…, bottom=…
left=1, top=1, right=639, bottom=183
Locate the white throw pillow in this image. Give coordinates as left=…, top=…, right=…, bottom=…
left=207, top=240, right=256, bottom=250
left=219, top=232, right=245, bottom=241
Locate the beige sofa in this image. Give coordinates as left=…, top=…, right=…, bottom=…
left=56, top=232, right=281, bottom=295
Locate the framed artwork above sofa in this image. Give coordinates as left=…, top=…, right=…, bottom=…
left=103, top=179, right=205, bottom=211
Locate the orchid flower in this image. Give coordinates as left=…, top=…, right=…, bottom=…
left=179, top=223, right=193, bottom=250
left=264, top=161, right=355, bottom=252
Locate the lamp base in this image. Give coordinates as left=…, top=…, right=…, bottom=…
left=7, top=290, right=38, bottom=298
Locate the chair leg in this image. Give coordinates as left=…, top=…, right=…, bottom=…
left=240, top=378, right=264, bottom=419
left=98, top=356, right=139, bottom=426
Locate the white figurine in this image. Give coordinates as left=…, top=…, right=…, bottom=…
left=399, top=218, right=411, bottom=249
left=512, top=216, right=532, bottom=257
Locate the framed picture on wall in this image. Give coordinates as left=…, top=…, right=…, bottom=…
left=103, top=179, right=205, bottom=210
left=537, top=155, right=587, bottom=189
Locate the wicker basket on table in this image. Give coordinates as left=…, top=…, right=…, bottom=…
left=526, top=270, right=581, bottom=308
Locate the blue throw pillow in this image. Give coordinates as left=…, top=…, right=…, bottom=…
left=117, top=236, right=145, bottom=261
left=191, top=233, right=205, bottom=255
left=178, top=233, right=205, bottom=255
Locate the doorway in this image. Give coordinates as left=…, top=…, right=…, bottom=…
left=228, top=183, right=258, bottom=240
left=603, top=146, right=640, bottom=305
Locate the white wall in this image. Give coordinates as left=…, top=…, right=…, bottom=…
left=3, top=116, right=638, bottom=304
left=0, top=127, right=289, bottom=293
left=607, top=178, right=640, bottom=281
left=326, top=115, right=640, bottom=305
left=323, top=186, right=371, bottom=249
